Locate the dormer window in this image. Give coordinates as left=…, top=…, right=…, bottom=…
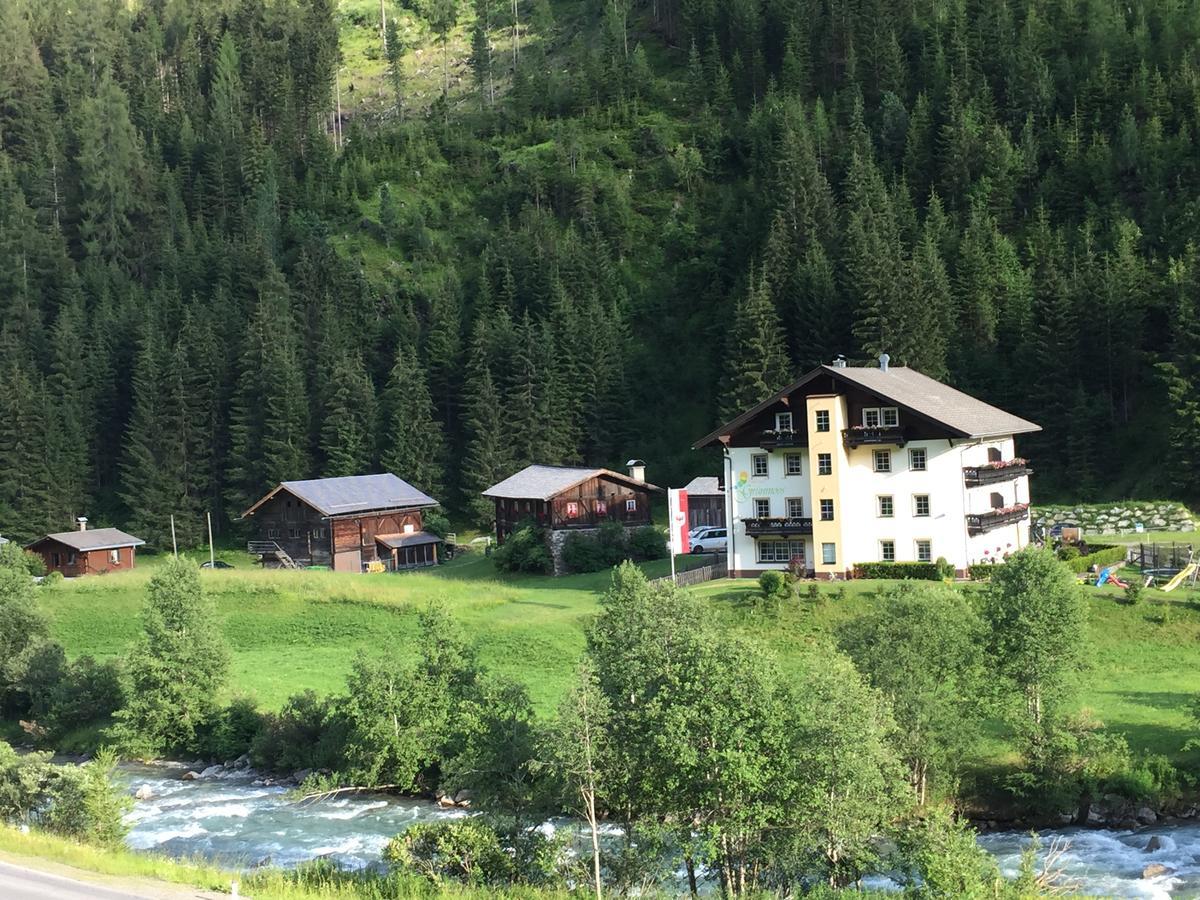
left=882, top=407, right=899, bottom=427
left=775, top=411, right=793, bottom=432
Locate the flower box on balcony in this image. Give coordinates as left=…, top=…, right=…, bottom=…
left=744, top=516, right=814, bottom=536
left=842, top=425, right=907, bottom=448
left=963, top=459, right=1032, bottom=487
left=759, top=429, right=804, bottom=450
left=966, top=503, right=1031, bottom=536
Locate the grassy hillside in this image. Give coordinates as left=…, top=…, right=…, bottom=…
left=32, top=554, right=1200, bottom=766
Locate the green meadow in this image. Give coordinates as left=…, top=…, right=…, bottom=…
left=33, top=549, right=1200, bottom=764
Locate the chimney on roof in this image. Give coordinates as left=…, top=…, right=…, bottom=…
left=626, top=459, right=646, bottom=483
left=77, top=517, right=88, bottom=532
left=832, top=355, right=847, bottom=369
left=879, top=352, right=890, bottom=372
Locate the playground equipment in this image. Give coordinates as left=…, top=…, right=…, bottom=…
left=1161, top=563, right=1198, bottom=593
left=1096, top=565, right=1130, bottom=589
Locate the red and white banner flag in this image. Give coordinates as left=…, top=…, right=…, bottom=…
left=668, top=488, right=690, bottom=556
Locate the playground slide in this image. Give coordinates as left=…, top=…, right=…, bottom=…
left=1162, top=563, right=1198, bottom=593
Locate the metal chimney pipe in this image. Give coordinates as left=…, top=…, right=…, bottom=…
left=77, top=517, right=88, bottom=532
left=879, top=352, right=890, bottom=372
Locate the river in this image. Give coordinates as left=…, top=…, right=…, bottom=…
left=118, top=764, right=1199, bottom=897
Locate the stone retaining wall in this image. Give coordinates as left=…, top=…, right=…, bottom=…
left=1032, top=501, right=1195, bottom=535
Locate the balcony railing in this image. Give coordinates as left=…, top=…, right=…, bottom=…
left=842, top=425, right=907, bottom=448
left=963, top=460, right=1032, bottom=488
left=759, top=429, right=805, bottom=450
left=744, top=516, right=814, bottom=536
left=966, top=503, right=1030, bottom=536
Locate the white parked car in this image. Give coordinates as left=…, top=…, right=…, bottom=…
left=690, top=528, right=728, bottom=554
left=689, top=524, right=721, bottom=541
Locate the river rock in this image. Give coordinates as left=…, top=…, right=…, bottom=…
left=235, top=753, right=251, bottom=769
left=437, top=795, right=457, bottom=808
left=1143, top=864, right=1172, bottom=879
left=454, top=789, right=473, bottom=804
left=200, top=764, right=224, bottom=778
left=133, top=785, right=153, bottom=800
left=1137, top=807, right=1158, bottom=825
left=180, top=770, right=201, bottom=781
left=252, top=855, right=273, bottom=869
left=1146, top=836, right=1166, bottom=852
left=292, top=769, right=313, bottom=784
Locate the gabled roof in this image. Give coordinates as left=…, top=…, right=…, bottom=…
left=683, top=476, right=723, bottom=496
left=30, top=528, right=145, bottom=552
left=242, top=473, right=438, bottom=519
left=483, top=465, right=661, bottom=501
left=694, top=365, right=1041, bottom=448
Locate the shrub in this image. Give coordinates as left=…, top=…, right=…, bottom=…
left=0, top=542, right=46, bottom=576
left=1122, top=581, right=1144, bottom=606
left=423, top=509, right=450, bottom=539
left=757, top=571, right=790, bottom=612
left=1065, top=543, right=1125, bottom=573
left=385, top=819, right=515, bottom=886
left=42, top=656, right=125, bottom=740
left=41, top=570, right=64, bottom=586
left=934, top=557, right=955, bottom=580
left=561, top=531, right=608, bottom=574
left=628, top=525, right=666, bottom=561
left=198, top=697, right=265, bottom=761
left=968, top=562, right=998, bottom=581
left=852, top=562, right=941, bottom=580
left=251, top=689, right=348, bottom=773
left=595, top=521, right=629, bottom=565
left=491, top=522, right=552, bottom=574
left=1057, top=545, right=1081, bottom=561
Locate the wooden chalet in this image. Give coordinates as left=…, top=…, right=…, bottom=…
left=483, top=463, right=660, bottom=544
left=241, top=474, right=441, bottom=572
left=682, top=476, right=726, bottom=531
left=27, top=521, right=144, bottom=576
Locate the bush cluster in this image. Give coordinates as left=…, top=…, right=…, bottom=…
left=561, top=523, right=666, bottom=574
left=491, top=522, right=552, bottom=574
left=852, top=561, right=943, bottom=580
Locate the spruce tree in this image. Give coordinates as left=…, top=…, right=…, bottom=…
left=461, top=340, right=514, bottom=528
left=380, top=341, right=445, bottom=497
left=319, top=352, right=377, bottom=478
left=718, top=265, right=790, bottom=423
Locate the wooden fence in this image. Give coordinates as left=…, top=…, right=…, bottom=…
left=651, top=555, right=728, bottom=588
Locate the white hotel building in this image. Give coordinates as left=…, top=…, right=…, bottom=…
left=693, top=357, right=1041, bottom=578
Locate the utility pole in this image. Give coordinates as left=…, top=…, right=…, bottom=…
left=170, top=515, right=178, bottom=557
left=207, top=512, right=215, bottom=569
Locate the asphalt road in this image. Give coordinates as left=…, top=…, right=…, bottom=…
left=0, top=860, right=208, bottom=900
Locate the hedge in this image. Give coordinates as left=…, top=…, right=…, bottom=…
left=852, top=562, right=941, bottom=580
left=1065, top=544, right=1126, bottom=573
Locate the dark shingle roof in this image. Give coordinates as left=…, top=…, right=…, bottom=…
left=375, top=531, right=443, bottom=549
left=683, top=476, right=723, bottom=496
left=34, top=528, right=144, bottom=551
left=483, top=465, right=660, bottom=501
left=243, top=473, right=438, bottom=518
left=694, top=364, right=1040, bottom=448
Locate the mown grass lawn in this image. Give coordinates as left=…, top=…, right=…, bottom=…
left=35, top=551, right=1200, bottom=764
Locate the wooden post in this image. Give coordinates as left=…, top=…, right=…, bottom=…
left=380, top=0, right=387, bottom=52
left=170, top=515, right=178, bottom=557
left=207, top=512, right=215, bottom=569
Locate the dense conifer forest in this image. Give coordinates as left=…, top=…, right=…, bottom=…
left=5, top=0, right=1200, bottom=546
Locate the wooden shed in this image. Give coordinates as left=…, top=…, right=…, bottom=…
left=27, top=524, right=144, bottom=576
left=241, top=473, right=441, bottom=573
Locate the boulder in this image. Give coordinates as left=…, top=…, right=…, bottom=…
left=181, top=770, right=201, bottom=781
left=252, top=855, right=273, bottom=870
left=200, top=764, right=224, bottom=778
left=1087, top=808, right=1107, bottom=825
left=453, top=789, right=473, bottom=804
left=1138, top=807, right=1158, bottom=825
left=1146, top=836, right=1166, bottom=852
left=133, top=785, right=154, bottom=801
left=292, top=769, right=313, bottom=784
left=234, top=754, right=251, bottom=769
left=1143, top=864, right=1172, bottom=879
left=437, top=795, right=457, bottom=808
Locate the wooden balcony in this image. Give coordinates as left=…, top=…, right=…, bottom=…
left=759, top=430, right=805, bottom=450
left=842, top=425, right=907, bottom=448
left=966, top=504, right=1030, bottom=536
left=549, top=494, right=652, bottom=530
left=744, top=516, right=814, bottom=536
left=963, top=460, right=1032, bottom=487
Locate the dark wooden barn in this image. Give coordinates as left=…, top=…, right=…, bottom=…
left=483, top=464, right=659, bottom=544
left=241, top=474, right=441, bottom=573
left=682, top=476, right=726, bottom=531
left=27, top=523, right=145, bottom=577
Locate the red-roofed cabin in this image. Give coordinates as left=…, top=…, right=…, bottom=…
left=27, top=522, right=145, bottom=576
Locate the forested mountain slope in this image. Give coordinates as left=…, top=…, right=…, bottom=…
left=3, top=0, right=1200, bottom=546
